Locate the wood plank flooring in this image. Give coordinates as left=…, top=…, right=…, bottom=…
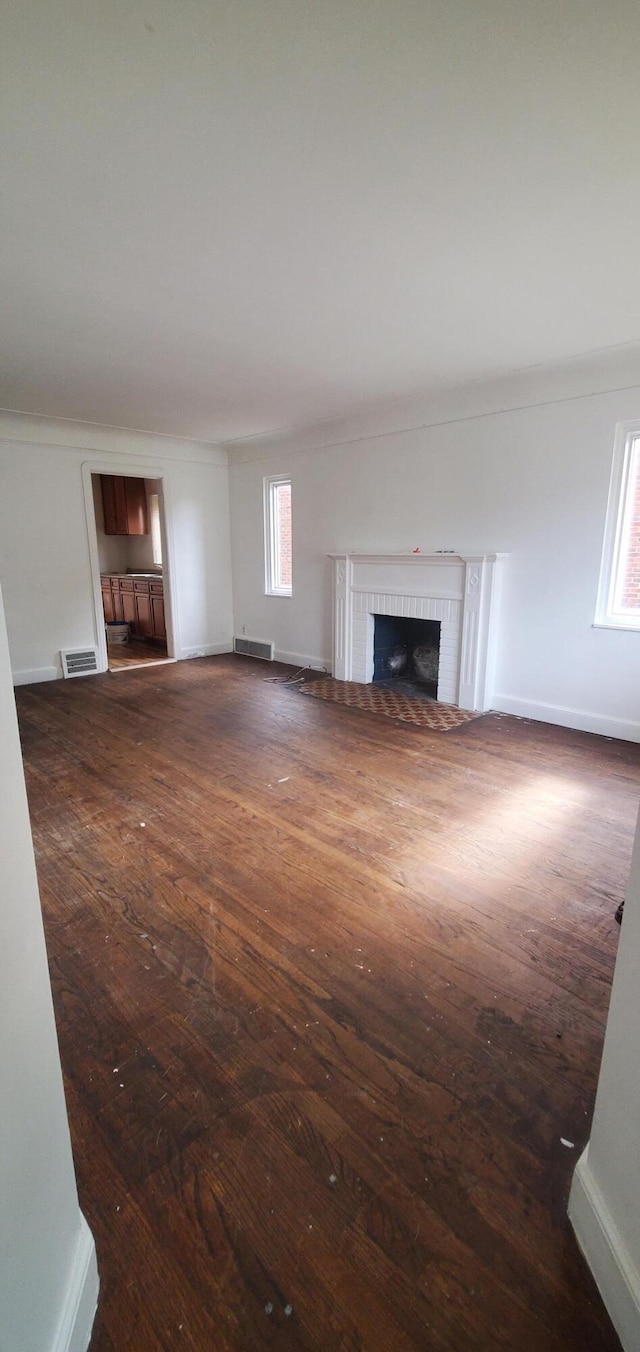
left=15, top=656, right=640, bottom=1351
left=108, top=638, right=169, bottom=671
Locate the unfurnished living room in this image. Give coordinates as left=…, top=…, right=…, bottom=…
left=3, top=3, right=640, bottom=1351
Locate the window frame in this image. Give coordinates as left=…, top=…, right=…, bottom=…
left=264, top=474, right=292, bottom=597
left=149, top=491, right=163, bottom=568
left=595, top=421, right=640, bottom=631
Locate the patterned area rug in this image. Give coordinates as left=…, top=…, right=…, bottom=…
left=299, top=678, right=483, bottom=731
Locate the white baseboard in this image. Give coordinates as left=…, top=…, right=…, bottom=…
left=274, top=648, right=331, bottom=673
left=569, top=1147, right=640, bottom=1352
left=492, top=694, right=640, bottom=743
left=179, top=641, right=234, bottom=660
left=52, top=1212, right=99, bottom=1352
left=13, top=665, right=59, bottom=686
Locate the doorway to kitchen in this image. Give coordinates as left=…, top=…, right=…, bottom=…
left=89, top=472, right=175, bottom=673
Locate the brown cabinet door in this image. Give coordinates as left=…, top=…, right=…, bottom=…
left=114, top=477, right=129, bottom=532
left=134, top=588, right=153, bottom=638
left=121, top=589, right=136, bottom=628
left=151, top=594, right=166, bottom=640
left=101, top=477, right=118, bottom=534
left=101, top=476, right=128, bottom=534
left=124, top=478, right=149, bottom=535
left=101, top=476, right=149, bottom=535
left=110, top=581, right=124, bottom=622
left=101, top=584, right=115, bottom=624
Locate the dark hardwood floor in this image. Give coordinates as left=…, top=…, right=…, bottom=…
left=108, top=638, right=169, bottom=671
left=15, top=656, right=640, bottom=1351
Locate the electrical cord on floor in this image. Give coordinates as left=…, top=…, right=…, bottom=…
left=263, top=665, right=316, bottom=685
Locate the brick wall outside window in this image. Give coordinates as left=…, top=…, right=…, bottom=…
left=265, top=476, right=292, bottom=593
left=620, top=452, right=640, bottom=610
left=277, top=482, right=292, bottom=589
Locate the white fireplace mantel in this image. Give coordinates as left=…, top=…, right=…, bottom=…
left=330, top=552, right=506, bottom=711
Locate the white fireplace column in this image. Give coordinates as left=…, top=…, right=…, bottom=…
left=331, top=553, right=505, bottom=712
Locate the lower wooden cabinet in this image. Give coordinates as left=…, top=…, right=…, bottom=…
left=134, top=587, right=154, bottom=638
left=101, top=582, right=115, bottom=623
left=101, top=576, right=165, bottom=642
left=111, top=579, right=124, bottom=622
left=121, top=588, right=136, bottom=627
left=150, top=593, right=166, bottom=640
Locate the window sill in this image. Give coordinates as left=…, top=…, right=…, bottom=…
left=593, top=619, right=640, bottom=632
left=265, top=589, right=292, bottom=599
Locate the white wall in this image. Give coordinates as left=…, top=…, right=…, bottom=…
left=229, top=369, right=640, bottom=740
left=0, top=579, right=97, bottom=1352
left=0, top=413, right=233, bottom=682
left=569, top=808, right=640, bottom=1350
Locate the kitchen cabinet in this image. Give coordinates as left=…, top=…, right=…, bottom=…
left=108, top=577, right=122, bottom=622
left=134, top=583, right=154, bottom=638
left=101, top=580, right=115, bottom=623
left=101, top=575, right=166, bottom=642
left=119, top=580, right=136, bottom=627
left=101, top=475, right=149, bottom=536
left=150, top=586, right=166, bottom=640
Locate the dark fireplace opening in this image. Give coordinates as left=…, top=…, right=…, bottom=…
left=373, top=615, right=441, bottom=698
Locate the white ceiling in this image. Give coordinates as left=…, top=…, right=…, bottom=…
left=3, top=0, right=640, bottom=445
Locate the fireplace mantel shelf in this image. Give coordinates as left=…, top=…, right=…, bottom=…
left=329, top=552, right=506, bottom=561
left=331, top=552, right=506, bottom=711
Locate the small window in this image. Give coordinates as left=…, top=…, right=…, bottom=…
left=264, top=476, right=292, bottom=596
left=596, top=425, right=640, bottom=630
left=150, top=492, right=163, bottom=568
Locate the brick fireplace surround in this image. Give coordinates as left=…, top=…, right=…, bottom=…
left=331, top=553, right=506, bottom=711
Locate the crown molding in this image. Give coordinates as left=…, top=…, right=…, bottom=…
left=224, top=342, right=640, bottom=467
left=0, top=410, right=228, bottom=467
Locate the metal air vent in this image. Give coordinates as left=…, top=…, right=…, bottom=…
left=234, top=637, right=274, bottom=661
left=60, top=647, right=99, bottom=678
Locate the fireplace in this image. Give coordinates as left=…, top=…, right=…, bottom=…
left=373, top=614, right=441, bottom=695
left=331, top=553, right=505, bottom=711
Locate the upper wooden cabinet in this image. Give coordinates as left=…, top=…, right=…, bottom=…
left=101, top=475, right=149, bottom=535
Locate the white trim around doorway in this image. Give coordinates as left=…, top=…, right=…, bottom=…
left=81, top=460, right=180, bottom=674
